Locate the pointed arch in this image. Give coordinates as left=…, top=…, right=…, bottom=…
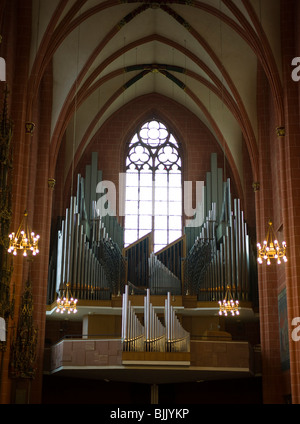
left=124, top=118, right=183, bottom=252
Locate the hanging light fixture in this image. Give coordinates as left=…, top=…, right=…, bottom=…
left=55, top=17, right=80, bottom=316
left=56, top=283, right=78, bottom=315
left=8, top=210, right=40, bottom=257
left=219, top=286, right=239, bottom=316
left=257, top=220, right=287, bottom=265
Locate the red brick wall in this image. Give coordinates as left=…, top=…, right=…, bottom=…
left=0, top=0, right=55, bottom=405
left=252, top=0, right=300, bottom=404
left=255, top=61, right=287, bottom=404
left=0, top=0, right=33, bottom=405
left=281, top=0, right=300, bottom=405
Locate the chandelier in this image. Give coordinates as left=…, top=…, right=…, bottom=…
left=8, top=210, right=40, bottom=257
left=56, top=283, right=78, bottom=315
left=257, top=220, right=287, bottom=265
left=219, top=286, right=239, bottom=316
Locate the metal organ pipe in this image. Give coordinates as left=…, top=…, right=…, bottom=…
left=165, top=292, right=190, bottom=352
left=183, top=177, right=252, bottom=302
left=55, top=195, right=123, bottom=302
left=144, top=289, right=165, bottom=352
left=149, top=253, right=181, bottom=295
left=121, top=288, right=190, bottom=353
left=122, top=285, right=144, bottom=352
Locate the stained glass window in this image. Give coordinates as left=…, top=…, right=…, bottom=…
left=124, top=120, right=182, bottom=252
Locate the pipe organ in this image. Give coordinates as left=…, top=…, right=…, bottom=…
left=121, top=285, right=190, bottom=353
left=123, top=233, right=152, bottom=291
left=183, top=154, right=255, bottom=302
left=47, top=153, right=126, bottom=304
left=47, top=152, right=256, bottom=308
left=123, top=234, right=186, bottom=296
left=156, top=236, right=185, bottom=281
left=54, top=197, right=126, bottom=300
left=149, top=252, right=181, bottom=295
left=122, top=285, right=145, bottom=352
left=165, top=292, right=190, bottom=352
left=144, top=288, right=166, bottom=352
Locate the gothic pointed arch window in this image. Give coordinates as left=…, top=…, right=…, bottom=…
left=124, top=119, right=182, bottom=252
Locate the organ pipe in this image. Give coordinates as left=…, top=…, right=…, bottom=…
left=122, top=285, right=144, bottom=352
left=123, top=233, right=152, bottom=289
left=121, top=287, right=190, bottom=353
left=50, top=153, right=125, bottom=304
left=149, top=253, right=181, bottom=295
left=48, top=152, right=255, bottom=308
left=183, top=179, right=252, bottom=302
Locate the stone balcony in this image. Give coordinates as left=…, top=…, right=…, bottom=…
left=47, top=337, right=260, bottom=385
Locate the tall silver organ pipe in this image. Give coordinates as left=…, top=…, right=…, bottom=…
left=183, top=153, right=254, bottom=302
left=144, top=289, right=165, bottom=352
left=48, top=151, right=256, bottom=307
left=155, top=236, right=186, bottom=281
left=124, top=234, right=185, bottom=296
left=121, top=287, right=190, bottom=353
left=165, top=292, right=190, bottom=353
left=48, top=152, right=125, bottom=304
left=204, top=196, right=250, bottom=302
left=123, top=233, right=152, bottom=290
left=55, top=196, right=112, bottom=300
left=183, top=204, right=216, bottom=296
left=149, top=253, right=181, bottom=295
left=122, top=285, right=144, bottom=352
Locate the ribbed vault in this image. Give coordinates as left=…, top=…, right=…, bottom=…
left=27, top=0, right=283, bottom=194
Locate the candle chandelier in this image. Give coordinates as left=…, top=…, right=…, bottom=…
left=257, top=220, right=287, bottom=265
left=56, top=283, right=78, bottom=315
left=55, top=25, right=79, bottom=317
left=8, top=210, right=40, bottom=257
left=219, top=286, right=239, bottom=317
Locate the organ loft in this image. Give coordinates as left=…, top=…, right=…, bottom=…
left=0, top=0, right=300, bottom=405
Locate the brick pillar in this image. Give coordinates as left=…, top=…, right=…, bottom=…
left=27, top=61, right=54, bottom=403
left=0, top=0, right=33, bottom=404
left=255, top=65, right=285, bottom=404
left=281, top=0, right=300, bottom=405
left=0, top=0, right=54, bottom=404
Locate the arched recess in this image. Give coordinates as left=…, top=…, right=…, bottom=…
left=123, top=117, right=183, bottom=251
left=62, top=94, right=242, bottom=223
left=60, top=73, right=244, bottom=211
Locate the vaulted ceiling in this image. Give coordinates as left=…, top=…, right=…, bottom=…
left=29, top=0, right=283, bottom=190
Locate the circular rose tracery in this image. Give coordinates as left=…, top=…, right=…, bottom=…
left=127, top=120, right=181, bottom=172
